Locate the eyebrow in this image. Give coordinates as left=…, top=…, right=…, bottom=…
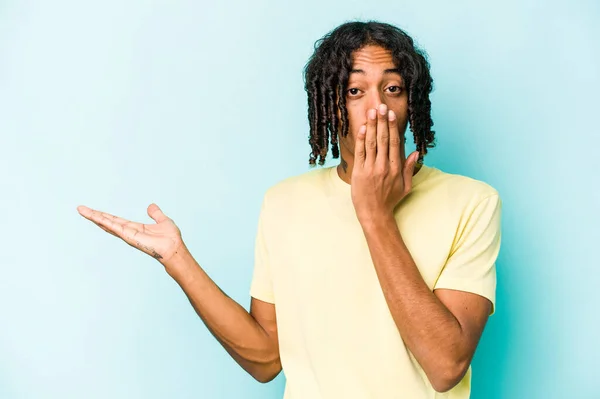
left=349, top=68, right=402, bottom=75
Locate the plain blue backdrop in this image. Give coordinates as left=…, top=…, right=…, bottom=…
left=0, top=0, right=598, bottom=398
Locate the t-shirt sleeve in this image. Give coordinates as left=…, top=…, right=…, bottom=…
left=249, top=194, right=275, bottom=304
left=433, top=194, right=502, bottom=315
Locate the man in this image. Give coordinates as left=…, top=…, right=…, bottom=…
left=78, top=20, right=501, bottom=399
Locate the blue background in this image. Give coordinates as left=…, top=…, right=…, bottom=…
left=1, top=0, right=598, bottom=398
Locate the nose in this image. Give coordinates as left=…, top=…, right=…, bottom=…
left=366, top=90, right=388, bottom=113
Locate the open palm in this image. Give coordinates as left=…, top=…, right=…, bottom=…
left=77, top=203, right=184, bottom=265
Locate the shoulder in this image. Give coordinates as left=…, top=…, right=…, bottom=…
left=261, top=166, right=331, bottom=208
left=419, top=166, right=501, bottom=209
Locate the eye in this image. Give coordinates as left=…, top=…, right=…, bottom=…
left=386, top=85, right=404, bottom=95
left=347, top=88, right=361, bottom=96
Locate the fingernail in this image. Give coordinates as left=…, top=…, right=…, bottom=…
left=388, top=110, right=396, bottom=121
left=379, top=103, right=387, bottom=115
left=359, top=125, right=366, bottom=135
left=368, top=109, right=377, bottom=120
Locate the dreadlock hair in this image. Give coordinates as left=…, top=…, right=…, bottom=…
left=303, top=20, right=436, bottom=167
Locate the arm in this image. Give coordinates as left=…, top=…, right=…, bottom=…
left=165, top=247, right=282, bottom=383
left=350, top=104, right=495, bottom=392
left=360, top=214, right=491, bottom=392
left=76, top=204, right=281, bottom=382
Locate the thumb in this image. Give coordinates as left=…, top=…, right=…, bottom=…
left=403, top=151, right=420, bottom=188
left=147, top=203, right=169, bottom=223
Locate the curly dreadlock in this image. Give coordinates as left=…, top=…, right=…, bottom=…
left=303, top=20, right=436, bottom=167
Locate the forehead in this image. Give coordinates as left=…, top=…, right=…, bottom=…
left=350, top=45, right=396, bottom=69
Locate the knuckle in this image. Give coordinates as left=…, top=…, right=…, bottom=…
left=366, top=139, right=377, bottom=149
left=375, top=164, right=389, bottom=175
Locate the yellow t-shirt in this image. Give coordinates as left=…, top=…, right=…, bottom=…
left=250, top=163, right=502, bottom=399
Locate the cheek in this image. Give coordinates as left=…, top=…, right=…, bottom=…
left=339, top=129, right=354, bottom=147
left=390, top=107, right=409, bottom=136
left=393, top=105, right=410, bottom=125
left=345, top=105, right=365, bottom=134
left=336, top=106, right=362, bottom=136
left=337, top=126, right=357, bottom=155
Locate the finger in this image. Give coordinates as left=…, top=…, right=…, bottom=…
left=388, top=109, right=402, bottom=167
left=403, top=151, right=420, bottom=192
left=78, top=206, right=123, bottom=224
left=354, top=124, right=367, bottom=166
left=79, top=206, right=140, bottom=230
left=147, top=203, right=169, bottom=223
left=375, top=103, right=389, bottom=165
left=94, top=222, right=121, bottom=238
left=77, top=205, right=103, bottom=223
left=78, top=206, right=115, bottom=236
left=94, top=221, right=118, bottom=237
left=85, top=209, right=123, bottom=235
left=78, top=206, right=153, bottom=255
left=93, top=212, right=142, bottom=247
left=365, top=108, right=377, bottom=164
left=78, top=206, right=130, bottom=237
left=99, top=212, right=130, bottom=225
left=98, top=211, right=142, bottom=232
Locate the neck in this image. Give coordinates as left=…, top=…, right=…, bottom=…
left=336, top=155, right=353, bottom=184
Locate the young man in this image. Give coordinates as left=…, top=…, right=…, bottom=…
left=78, top=21, right=501, bottom=399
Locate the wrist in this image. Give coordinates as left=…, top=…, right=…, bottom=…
left=357, top=209, right=396, bottom=229
left=163, top=243, right=196, bottom=279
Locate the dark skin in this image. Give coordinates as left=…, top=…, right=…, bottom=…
left=76, top=44, right=491, bottom=392
left=340, top=156, right=348, bottom=174
left=77, top=204, right=282, bottom=383
left=335, top=44, right=421, bottom=182
left=342, top=45, right=492, bottom=392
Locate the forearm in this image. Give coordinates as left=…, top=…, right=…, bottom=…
left=164, top=246, right=280, bottom=382
left=360, top=214, right=467, bottom=390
